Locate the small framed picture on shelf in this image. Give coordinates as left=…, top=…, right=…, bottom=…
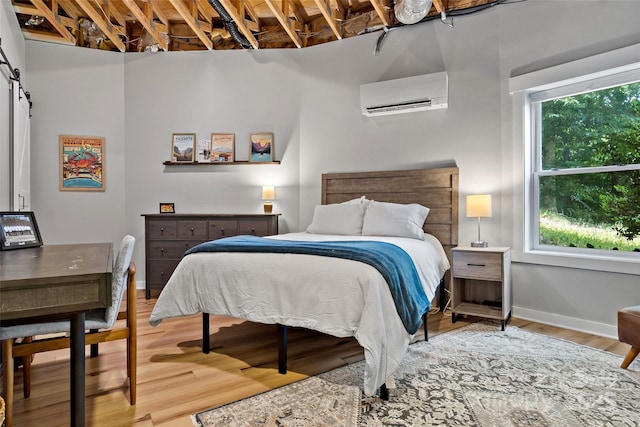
left=159, top=203, right=175, bottom=214
left=210, top=133, right=235, bottom=163
left=196, top=139, right=211, bottom=162
left=171, top=133, right=196, bottom=162
left=0, top=211, right=44, bottom=250
left=249, top=132, right=274, bottom=163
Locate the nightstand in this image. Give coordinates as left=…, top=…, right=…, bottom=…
left=451, top=246, right=511, bottom=330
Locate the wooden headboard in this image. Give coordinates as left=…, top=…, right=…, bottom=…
left=321, top=167, right=459, bottom=259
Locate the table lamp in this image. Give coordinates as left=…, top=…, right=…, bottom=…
left=262, top=186, right=275, bottom=213
left=466, top=194, right=492, bottom=247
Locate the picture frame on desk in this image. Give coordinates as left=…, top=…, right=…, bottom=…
left=172, top=133, right=196, bottom=162
left=0, top=211, right=44, bottom=250
left=249, top=132, right=273, bottom=163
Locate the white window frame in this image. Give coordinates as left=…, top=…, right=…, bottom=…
left=509, top=43, right=640, bottom=275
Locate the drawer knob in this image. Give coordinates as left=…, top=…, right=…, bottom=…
left=160, top=227, right=164, bottom=235
left=190, top=227, right=194, bottom=235
left=467, top=263, right=485, bottom=267
left=160, top=248, right=165, bottom=255
left=220, top=228, right=225, bottom=235
left=251, top=228, right=256, bottom=234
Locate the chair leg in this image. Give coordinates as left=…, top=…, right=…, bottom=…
left=90, top=329, right=99, bottom=358
left=127, top=263, right=137, bottom=405
left=22, top=337, right=33, bottom=398
left=3, top=339, right=15, bottom=427
left=621, top=346, right=640, bottom=369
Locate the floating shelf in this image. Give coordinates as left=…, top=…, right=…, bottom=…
left=163, top=160, right=280, bottom=166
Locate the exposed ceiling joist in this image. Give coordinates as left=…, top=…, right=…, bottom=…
left=29, top=0, right=77, bottom=45
left=264, top=0, right=303, bottom=48
left=75, top=0, right=126, bottom=52
left=122, top=0, right=169, bottom=51
left=216, top=0, right=260, bottom=49
left=312, top=0, right=343, bottom=40
left=11, top=0, right=504, bottom=52
left=169, top=0, right=213, bottom=50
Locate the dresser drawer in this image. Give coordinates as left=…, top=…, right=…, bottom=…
left=148, top=220, right=177, bottom=239
left=209, top=220, right=238, bottom=239
left=452, top=251, right=503, bottom=281
left=239, top=219, right=271, bottom=236
left=148, top=240, right=201, bottom=259
left=178, top=220, right=208, bottom=239
left=147, top=260, right=181, bottom=286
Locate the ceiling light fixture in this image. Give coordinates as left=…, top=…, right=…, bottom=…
left=394, top=0, right=433, bottom=25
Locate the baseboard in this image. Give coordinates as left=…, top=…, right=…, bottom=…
left=512, top=306, right=618, bottom=339
left=136, top=280, right=145, bottom=290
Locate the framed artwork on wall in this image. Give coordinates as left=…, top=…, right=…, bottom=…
left=210, top=133, right=235, bottom=163
left=249, top=132, right=274, bottom=163
left=0, top=211, right=43, bottom=250
left=172, top=133, right=196, bottom=162
left=59, top=135, right=105, bottom=191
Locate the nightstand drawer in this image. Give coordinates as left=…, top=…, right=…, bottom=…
left=452, top=251, right=503, bottom=281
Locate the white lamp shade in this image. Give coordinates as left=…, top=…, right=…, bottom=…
left=262, top=186, right=275, bottom=200
left=466, top=194, right=492, bottom=218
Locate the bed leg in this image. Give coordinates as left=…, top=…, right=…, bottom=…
left=202, top=313, right=210, bottom=354
left=423, top=312, right=428, bottom=342
left=379, top=383, right=389, bottom=401
left=278, top=324, right=287, bottom=374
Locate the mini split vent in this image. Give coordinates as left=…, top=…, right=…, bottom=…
left=360, top=72, right=448, bottom=117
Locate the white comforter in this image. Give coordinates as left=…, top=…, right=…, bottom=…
left=149, top=232, right=450, bottom=395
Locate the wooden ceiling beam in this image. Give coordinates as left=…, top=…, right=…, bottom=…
left=75, top=0, right=126, bottom=52
left=432, top=0, right=444, bottom=13
left=283, top=0, right=306, bottom=24
left=21, top=27, right=77, bottom=45
left=197, top=0, right=219, bottom=22
left=99, top=0, right=128, bottom=28
left=264, top=0, right=302, bottom=48
left=28, top=0, right=77, bottom=45
left=168, top=0, right=213, bottom=50
left=368, top=0, right=390, bottom=27
left=311, top=0, right=342, bottom=40
left=216, top=0, right=259, bottom=48
left=122, top=0, right=169, bottom=51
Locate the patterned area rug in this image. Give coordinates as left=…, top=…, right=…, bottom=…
left=192, top=323, right=640, bottom=426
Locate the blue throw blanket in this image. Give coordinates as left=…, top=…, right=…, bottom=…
left=184, top=235, right=430, bottom=334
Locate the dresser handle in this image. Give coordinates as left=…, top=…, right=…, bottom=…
left=467, top=263, right=485, bottom=267
left=220, top=228, right=225, bottom=235
left=251, top=228, right=256, bottom=235
left=160, top=248, right=165, bottom=256
left=190, top=227, right=194, bottom=235
left=160, top=227, right=164, bottom=235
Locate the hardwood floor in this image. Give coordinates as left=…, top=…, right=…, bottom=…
left=2, top=291, right=631, bottom=427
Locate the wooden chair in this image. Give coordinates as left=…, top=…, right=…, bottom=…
left=618, top=305, right=640, bottom=369
left=0, top=236, right=136, bottom=427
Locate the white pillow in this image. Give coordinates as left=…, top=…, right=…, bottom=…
left=306, top=203, right=367, bottom=235
left=361, top=201, right=429, bottom=240
left=341, top=196, right=371, bottom=207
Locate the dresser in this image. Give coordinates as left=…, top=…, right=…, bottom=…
left=142, top=213, right=279, bottom=298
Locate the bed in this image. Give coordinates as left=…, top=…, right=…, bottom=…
left=149, top=166, right=459, bottom=397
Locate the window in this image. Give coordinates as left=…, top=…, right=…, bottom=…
left=527, top=71, right=640, bottom=257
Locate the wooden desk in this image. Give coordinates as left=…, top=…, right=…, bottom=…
left=0, top=243, right=113, bottom=427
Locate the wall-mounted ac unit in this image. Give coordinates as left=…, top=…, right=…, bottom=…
left=360, top=71, right=448, bottom=117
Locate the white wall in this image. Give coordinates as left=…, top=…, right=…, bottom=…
left=21, top=0, right=640, bottom=337
left=25, top=43, right=126, bottom=249
left=0, top=0, right=26, bottom=210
